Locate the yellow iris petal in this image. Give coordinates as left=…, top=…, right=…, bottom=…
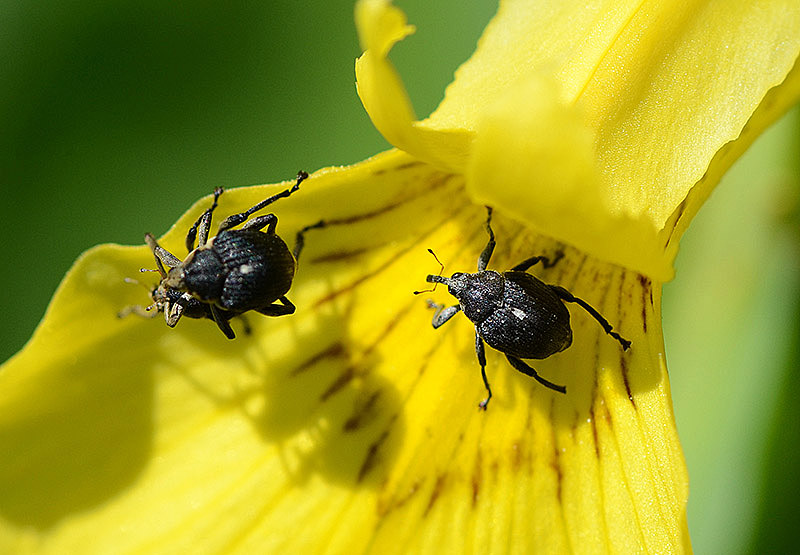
left=466, top=73, right=669, bottom=279
left=356, top=0, right=800, bottom=278
left=2, top=0, right=798, bottom=552
left=355, top=0, right=473, bottom=172
left=0, top=151, right=687, bottom=552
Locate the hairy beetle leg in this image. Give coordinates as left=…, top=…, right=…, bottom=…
left=186, top=187, right=224, bottom=252
left=217, top=171, right=309, bottom=233
left=477, top=206, right=495, bottom=272
left=293, top=220, right=327, bottom=261
left=549, top=285, right=631, bottom=350
left=476, top=332, right=493, bottom=410
left=428, top=302, right=461, bottom=329
left=255, top=296, right=296, bottom=317
left=510, top=250, right=565, bottom=272
left=211, top=305, right=236, bottom=339
left=145, top=233, right=181, bottom=277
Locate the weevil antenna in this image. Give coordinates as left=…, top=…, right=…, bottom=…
left=413, top=249, right=446, bottom=295
left=124, top=276, right=154, bottom=292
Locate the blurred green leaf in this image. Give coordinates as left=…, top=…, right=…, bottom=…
left=664, top=106, right=800, bottom=554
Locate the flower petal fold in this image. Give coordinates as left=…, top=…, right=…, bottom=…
left=466, top=73, right=670, bottom=279
left=357, top=0, right=800, bottom=278
left=354, top=0, right=473, bottom=172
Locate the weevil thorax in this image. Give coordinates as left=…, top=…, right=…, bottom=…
left=447, top=270, right=504, bottom=324
left=162, top=264, right=186, bottom=290
left=149, top=258, right=189, bottom=311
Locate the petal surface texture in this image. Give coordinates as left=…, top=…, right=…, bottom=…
left=356, top=0, right=800, bottom=278
left=0, top=152, right=687, bottom=553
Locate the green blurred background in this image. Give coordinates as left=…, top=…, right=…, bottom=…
left=1, top=2, right=798, bottom=552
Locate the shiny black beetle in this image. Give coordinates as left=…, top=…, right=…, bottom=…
left=416, top=207, right=630, bottom=409
left=121, top=171, right=323, bottom=339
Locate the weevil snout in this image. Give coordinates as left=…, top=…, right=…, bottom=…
left=425, top=274, right=448, bottom=285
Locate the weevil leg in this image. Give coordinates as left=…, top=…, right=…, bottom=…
left=217, top=171, right=309, bottom=233
left=477, top=206, right=495, bottom=272
left=549, top=285, right=631, bottom=350
left=255, top=296, right=296, bottom=317
left=427, top=301, right=461, bottom=329
left=186, top=187, right=224, bottom=252
left=210, top=305, right=236, bottom=339
left=476, top=331, right=492, bottom=410
left=505, top=355, right=567, bottom=394
left=164, top=294, right=191, bottom=328
left=240, top=213, right=278, bottom=233
left=293, top=220, right=326, bottom=260
left=145, top=233, right=182, bottom=276
left=511, top=250, right=564, bottom=272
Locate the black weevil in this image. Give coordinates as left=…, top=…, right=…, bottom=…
left=120, top=171, right=324, bottom=339
left=416, top=207, right=630, bottom=409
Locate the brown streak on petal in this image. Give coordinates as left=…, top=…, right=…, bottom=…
left=312, top=194, right=469, bottom=308
left=291, top=342, right=347, bottom=376
left=310, top=247, right=372, bottom=264
left=424, top=473, right=448, bottom=516
left=314, top=172, right=452, bottom=228
left=510, top=440, right=524, bottom=472
left=563, top=252, right=588, bottom=290
left=620, top=357, right=636, bottom=407
left=590, top=407, right=601, bottom=459
left=343, top=390, right=381, bottom=432
left=638, top=274, right=651, bottom=333
left=664, top=199, right=688, bottom=250
left=312, top=242, right=418, bottom=308
left=372, top=160, right=426, bottom=175
left=551, top=442, right=563, bottom=506
left=471, top=450, right=482, bottom=508
left=311, top=199, right=461, bottom=308
left=320, top=304, right=415, bottom=402
left=376, top=480, right=422, bottom=517
left=362, top=303, right=415, bottom=358
left=320, top=366, right=355, bottom=402
left=321, top=201, right=403, bottom=227
left=314, top=273, right=372, bottom=308
left=357, top=429, right=389, bottom=483
left=602, top=400, right=613, bottom=427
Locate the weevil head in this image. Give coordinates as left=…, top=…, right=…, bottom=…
left=148, top=282, right=176, bottom=315
left=150, top=284, right=210, bottom=320
left=429, top=270, right=504, bottom=323
left=162, top=264, right=186, bottom=290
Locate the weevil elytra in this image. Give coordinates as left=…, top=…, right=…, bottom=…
left=120, top=171, right=325, bottom=338
left=416, top=207, right=631, bottom=409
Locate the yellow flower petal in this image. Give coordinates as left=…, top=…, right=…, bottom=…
left=0, top=151, right=688, bottom=552
left=357, top=0, right=800, bottom=277
left=668, top=58, right=800, bottom=254
left=466, top=1, right=800, bottom=279
left=466, top=73, right=670, bottom=279
left=355, top=0, right=473, bottom=172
